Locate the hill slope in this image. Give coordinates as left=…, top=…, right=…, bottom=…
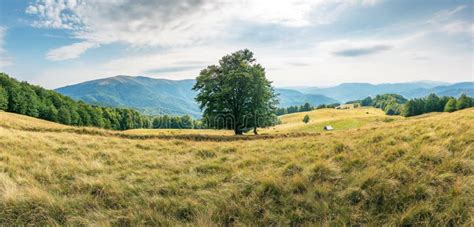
left=0, top=108, right=472, bottom=225
left=275, top=88, right=339, bottom=107
left=56, top=76, right=201, bottom=117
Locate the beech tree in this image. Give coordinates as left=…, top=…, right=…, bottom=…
left=193, top=49, right=278, bottom=135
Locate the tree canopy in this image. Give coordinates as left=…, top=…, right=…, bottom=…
left=0, top=73, right=150, bottom=130
left=351, top=93, right=473, bottom=117
left=444, top=98, right=457, bottom=113
left=193, top=49, right=278, bottom=135
left=303, top=114, right=310, bottom=124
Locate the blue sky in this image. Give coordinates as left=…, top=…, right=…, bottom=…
left=0, top=0, right=472, bottom=88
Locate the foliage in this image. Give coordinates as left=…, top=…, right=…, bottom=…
left=402, top=93, right=473, bottom=117
left=0, top=85, right=7, bottom=110
left=0, top=73, right=149, bottom=130
left=193, top=49, right=278, bottom=135
left=276, top=102, right=313, bottom=115
left=151, top=115, right=203, bottom=129
left=351, top=93, right=473, bottom=117
left=347, top=94, right=406, bottom=116
left=456, top=94, right=472, bottom=110
left=444, top=98, right=457, bottom=112
left=360, top=96, right=373, bottom=106
left=303, top=114, right=310, bottom=124
left=276, top=102, right=340, bottom=116
left=372, top=94, right=407, bottom=115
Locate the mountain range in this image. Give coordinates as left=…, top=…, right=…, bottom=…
left=56, top=76, right=201, bottom=117
left=56, top=76, right=340, bottom=117
left=56, top=76, right=473, bottom=117
left=287, top=81, right=473, bottom=102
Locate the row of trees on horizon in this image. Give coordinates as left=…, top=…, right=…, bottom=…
left=351, top=93, right=474, bottom=117
left=276, top=102, right=340, bottom=116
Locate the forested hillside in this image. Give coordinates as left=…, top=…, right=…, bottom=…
left=0, top=73, right=149, bottom=130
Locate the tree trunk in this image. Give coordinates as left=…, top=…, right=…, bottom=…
left=234, top=128, right=243, bottom=135
left=253, top=127, right=258, bottom=135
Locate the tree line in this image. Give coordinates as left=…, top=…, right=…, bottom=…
left=276, top=102, right=340, bottom=116
left=151, top=115, right=205, bottom=129
left=351, top=93, right=473, bottom=117
left=402, top=94, right=473, bottom=116
left=0, top=73, right=206, bottom=130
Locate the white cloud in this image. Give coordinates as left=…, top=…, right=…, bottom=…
left=26, top=0, right=82, bottom=29
left=26, top=0, right=382, bottom=60
left=428, top=5, right=467, bottom=24
left=22, top=0, right=472, bottom=88
left=441, top=21, right=474, bottom=36
left=46, top=41, right=98, bottom=61
left=0, top=27, right=13, bottom=69
left=315, top=33, right=424, bottom=58
left=424, top=5, right=474, bottom=37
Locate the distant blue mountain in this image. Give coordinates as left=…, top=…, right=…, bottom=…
left=291, top=81, right=472, bottom=102
left=56, top=76, right=340, bottom=117
left=275, top=89, right=339, bottom=107
left=403, top=82, right=474, bottom=98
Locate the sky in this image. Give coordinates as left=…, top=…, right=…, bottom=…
left=0, top=0, right=473, bottom=89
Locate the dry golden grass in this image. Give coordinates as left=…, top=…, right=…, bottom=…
left=124, top=128, right=234, bottom=136
left=0, top=108, right=472, bottom=225
left=263, top=107, right=401, bottom=134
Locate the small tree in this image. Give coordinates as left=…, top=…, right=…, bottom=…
left=361, top=96, right=373, bottom=106
left=402, top=100, right=416, bottom=117
left=180, top=115, right=194, bottom=129
left=424, top=93, right=442, bottom=112
left=444, top=98, right=457, bottom=112
left=303, top=114, right=310, bottom=124
left=302, top=102, right=312, bottom=111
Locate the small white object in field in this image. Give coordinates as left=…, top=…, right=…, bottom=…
left=324, top=125, right=333, bottom=131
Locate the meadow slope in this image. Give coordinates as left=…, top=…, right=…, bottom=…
left=0, top=108, right=473, bottom=225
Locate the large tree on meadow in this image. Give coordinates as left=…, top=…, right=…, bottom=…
left=193, top=49, right=278, bottom=135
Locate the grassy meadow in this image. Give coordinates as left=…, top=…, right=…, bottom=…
left=0, top=108, right=473, bottom=225
left=263, top=107, right=402, bottom=134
